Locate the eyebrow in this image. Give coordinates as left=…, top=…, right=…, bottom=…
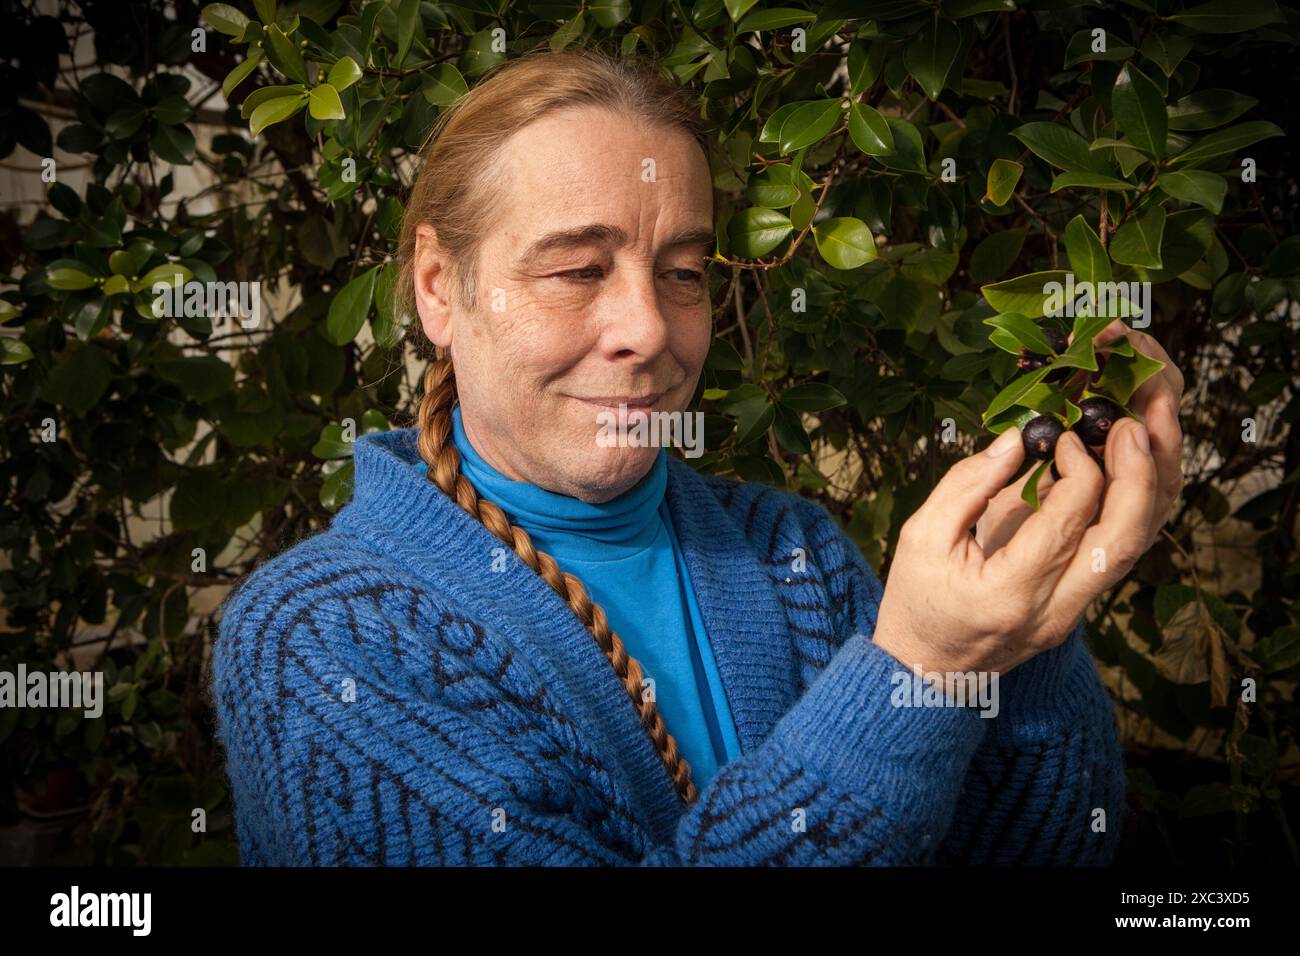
left=516, top=224, right=716, bottom=269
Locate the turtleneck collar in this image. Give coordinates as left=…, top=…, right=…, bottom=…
left=449, top=404, right=668, bottom=554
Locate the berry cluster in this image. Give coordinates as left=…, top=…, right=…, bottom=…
left=1022, top=396, right=1123, bottom=461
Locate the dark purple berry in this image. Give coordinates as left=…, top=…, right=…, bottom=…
left=1022, top=415, right=1065, bottom=460
left=1074, top=397, right=1124, bottom=447
left=1017, top=328, right=1071, bottom=382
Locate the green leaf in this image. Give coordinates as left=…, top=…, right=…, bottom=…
left=550, top=11, right=586, bottom=51
left=812, top=217, right=876, bottom=270
left=326, top=265, right=381, bottom=345
left=1144, top=209, right=1214, bottom=281
left=590, top=0, right=632, bottom=27
left=1169, top=121, right=1284, bottom=168
left=421, top=63, right=468, bottom=107
left=223, top=52, right=264, bottom=100
left=240, top=83, right=305, bottom=119
left=1112, top=63, right=1167, bottom=158
left=71, top=297, right=110, bottom=340
left=904, top=17, right=961, bottom=100
left=1159, top=170, right=1227, bottom=214
left=984, top=159, right=1022, bottom=206
left=1012, top=123, right=1109, bottom=174
left=151, top=124, right=196, bottom=165
left=327, top=56, right=363, bottom=93
left=746, top=164, right=800, bottom=208
left=847, top=39, right=886, bottom=96
left=463, top=27, right=507, bottom=77
left=156, top=355, right=236, bottom=401
left=848, top=102, right=893, bottom=155
left=876, top=118, right=927, bottom=173
left=778, top=99, right=843, bottom=155
left=308, top=83, right=346, bottom=121
left=724, top=0, right=762, bottom=22
left=264, top=24, right=308, bottom=84
left=137, top=262, right=193, bottom=288
left=1021, top=460, right=1052, bottom=509
left=202, top=3, right=250, bottom=36
left=1071, top=311, right=1120, bottom=349
left=727, top=207, right=793, bottom=258
left=249, top=91, right=307, bottom=136
left=1140, top=34, right=1193, bottom=77
left=40, top=343, right=113, bottom=416
left=1166, top=90, right=1258, bottom=131
left=1252, top=626, right=1300, bottom=674
left=731, top=396, right=775, bottom=446
left=1110, top=206, right=1167, bottom=269
left=983, top=365, right=1052, bottom=422
left=1049, top=171, right=1138, bottom=193
left=1051, top=332, right=1099, bottom=372
left=47, top=266, right=97, bottom=290
left=772, top=404, right=811, bottom=455
left=983, top=312, right=1052, bottom=355
left=736, top=8, right=818, bottom=32
left=779, top=383, right=847, bottom=413
left=981, top=270, right=1070, bottom=318
left=1169, top=0, right=1282, bottom=33
left=1095, top=339, right=1166, bottom=404
left=0, top=337, right=34, bottom=365
left=969, top=228, right=1025, bottom=285
left=1064, top=215, right=1112, bottom=286
left=395, top=0, right=420, bottom=65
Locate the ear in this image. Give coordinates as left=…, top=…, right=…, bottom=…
left=414, top=223, right=453, bottom=349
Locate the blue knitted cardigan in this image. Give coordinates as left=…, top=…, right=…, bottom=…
left=211, top=426, right=1126, bottom=866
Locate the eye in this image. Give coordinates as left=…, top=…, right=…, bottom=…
left=555, top=266, right=605, bottom=282
left=665, top=268, right=705, bottom=284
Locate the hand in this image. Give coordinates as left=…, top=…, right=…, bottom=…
left=874, top=324, right=1178, bottom=677
left=977, top=321, right=1185, bottom=557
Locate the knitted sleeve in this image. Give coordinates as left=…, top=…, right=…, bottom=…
left=792, top=496, right=1127, bottom=866
left=932, top=623, right=1128, bottom=865
left=211, top=543, right=992, bottom=866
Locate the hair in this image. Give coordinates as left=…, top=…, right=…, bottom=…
left=403, top=47, right=715, bottom=805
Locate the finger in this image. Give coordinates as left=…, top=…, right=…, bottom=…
left=975, top=464, right=1056, bottom=554
left=988, top=431, right=1104, bottom=587
left=1048, top=418, right=1158, bottom=633
left=1131, top=390, right=1182, bottom=544
left=911, top=427, right=1025, bottom=552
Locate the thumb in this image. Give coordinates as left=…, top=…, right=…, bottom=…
left=916, top=427, right=1026, bottom=552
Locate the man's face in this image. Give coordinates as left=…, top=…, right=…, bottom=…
left=415, top=106, right=715, bottom=503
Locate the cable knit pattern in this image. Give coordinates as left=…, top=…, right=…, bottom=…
left=210, top=427, right=1125, bottom=866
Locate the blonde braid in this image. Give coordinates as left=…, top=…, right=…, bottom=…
left=414, top=356, right=700, bottom=805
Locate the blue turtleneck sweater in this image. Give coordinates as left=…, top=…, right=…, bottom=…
left=414, top=405, right=743, bottom=790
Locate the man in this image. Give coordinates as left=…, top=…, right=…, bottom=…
left=212, top=49, right=1183, bottom=865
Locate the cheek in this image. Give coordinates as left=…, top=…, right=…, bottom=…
left=488, top=297, right=592, bottom=384
left=675, top=305, right=713, bottom=373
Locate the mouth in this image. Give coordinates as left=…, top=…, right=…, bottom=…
left=577, top=392, right=664, bottom=414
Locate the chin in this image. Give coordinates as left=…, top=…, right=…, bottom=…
left=566, top=442, right=660, bottom=503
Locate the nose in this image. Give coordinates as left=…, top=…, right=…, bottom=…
left=594, top=262, right=671, bottom=361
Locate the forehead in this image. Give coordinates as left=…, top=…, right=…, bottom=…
left=490, top=107, right=714, bottom=234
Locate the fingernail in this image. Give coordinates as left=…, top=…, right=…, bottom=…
left=986, top=428, right=1019, bottom=457
left=1130, top=423, right=1150, bottom=455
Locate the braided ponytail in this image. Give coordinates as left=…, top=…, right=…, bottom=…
left=414, top=354, right=699, bottom=805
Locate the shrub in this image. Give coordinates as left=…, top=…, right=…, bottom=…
left=1, top=0, right=1296, bottom=864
